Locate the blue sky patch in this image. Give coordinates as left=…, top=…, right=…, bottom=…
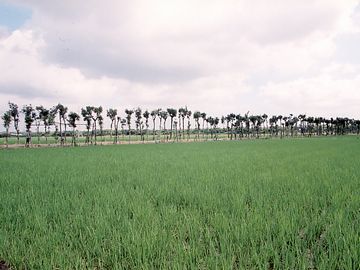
left=0, top=2, right=31, bottom=30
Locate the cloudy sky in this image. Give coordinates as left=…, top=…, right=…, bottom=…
left=0, top=0, right=360, bottom=126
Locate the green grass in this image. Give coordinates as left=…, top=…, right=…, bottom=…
left=0, top=137, right=359, bottom=269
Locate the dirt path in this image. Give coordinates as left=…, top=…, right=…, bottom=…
left=0, top=137, right=232, bottom=149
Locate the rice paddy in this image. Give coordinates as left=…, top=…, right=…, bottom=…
left=0, top=137, right=359, bottom=269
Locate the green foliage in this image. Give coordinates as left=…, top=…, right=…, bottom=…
left=193, top=111, right=201, bottom=120
left=159, top=110, right=168, bottom=121
left=142, top=110, right=150, bottom=119
left=93, top=106, right=103, bottom=121
left=135, top=107, right=142, bottom=130
left=150, top=109, right=160, bottom=119
left=106, top=108, right=117, bottom=130
left=67, top=112, right=80, bottom=128
left=167, top=108, right=177, bottom=119
left=8, top=102, right=19, bottom=132
left=2, top=111, right=11, bottom=129
left=56, top=103, right=68, bottom=118
left=1, top=138, right=359, bottom=269
left=36, top=106, right=51, bottom=128
left=22, top=104, right=36, bottom=132
left=143, top=110, right=150, bottom=128
left=81, top=107, right=92, bottom=131
left=125, top=109, right=134, bottom=125
left=106, top=108, right=117, bottom=119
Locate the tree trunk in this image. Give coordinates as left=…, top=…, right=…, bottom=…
left=72, top=127, right=75, bottom=146
left=87, top=128, right=90, bottom=145
left=140, top=124, right=143, bottom=143
left=206, top=122, right=209, bottom=140
left=37, top=123, right=40, bottom=145
left=59, top=112, right=63, bottom=146
left=16, top=126, right=20, bottom=145
left=170, top=118, right=173, bottom=139
left=5, top=127, right=9, bottom=148
left=94, top=122, right=97, bottom=145
left=64, top=120, right=67, bottom=144
left=197, top=121, right=200, bottom=140
left=27, top=130, right=32, bottom=147
left=128, top=124, right=131, bottom=144
left=159, top=119, right=162, bottom=142
left=91, top=122, right=94, bottom=144
left=114, top=121, right=118, bottom=144
left=182, top=117, right=185, bottom=141
left=152, top=119, right=156, bottom=141
left=163, top=120, right=166, bottom=141
left=45, top=126, right=48, bottom=145
left=202, top=120, right=205, bottom=139
left=175, top=123, right=178, bottom=142
left=188, top=123, right=191, bottom=141
left=110, top=121, right=113, bottom=138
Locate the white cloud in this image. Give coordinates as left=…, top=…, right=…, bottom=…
left=260, top=64, right=360, bottom=117
left=10, top=0, right=357, bottom=80
left=0, top=29, right=250, bottom=119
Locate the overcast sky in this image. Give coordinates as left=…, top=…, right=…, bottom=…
left=0, top=0, right=360, bottom=125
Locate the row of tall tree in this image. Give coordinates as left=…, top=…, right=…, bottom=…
left=1, top=102, right=360, bottom=148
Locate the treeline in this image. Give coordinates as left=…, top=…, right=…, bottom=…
left=1, top=102, right=360, bottom=148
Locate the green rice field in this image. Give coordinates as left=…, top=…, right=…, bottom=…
left=0, top=137, right=359, bottom=269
